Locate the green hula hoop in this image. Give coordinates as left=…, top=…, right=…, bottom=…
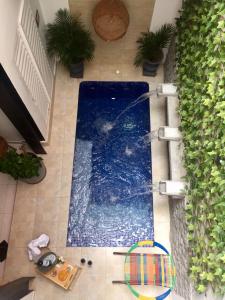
left=124, top=240, right=176, bottom=300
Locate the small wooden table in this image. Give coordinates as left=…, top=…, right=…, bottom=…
left=38, top=261, right=81, bottom=290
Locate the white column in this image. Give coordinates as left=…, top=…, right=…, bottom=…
left=150, top=0, right=182, bottom=31
left=38, top=0, right=69, bottom=24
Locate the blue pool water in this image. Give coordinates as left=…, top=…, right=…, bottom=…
left=67, top=81, right=153, bottom=247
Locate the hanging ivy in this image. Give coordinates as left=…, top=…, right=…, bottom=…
left=176, top=0, right=225, bottom=295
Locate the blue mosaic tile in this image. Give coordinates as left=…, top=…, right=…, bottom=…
left=67, top=81, right=153, bottom=247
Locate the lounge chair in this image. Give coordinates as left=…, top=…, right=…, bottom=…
left=113, top=240, right=176, bottom=300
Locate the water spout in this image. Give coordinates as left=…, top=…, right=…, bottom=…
left=142, top=130, right=159, bottom=143
left=101, top=90, right=157, bottom=134
left=114, top=90, right=156, bottom=123
left=109, top=183, right=159, bottom=203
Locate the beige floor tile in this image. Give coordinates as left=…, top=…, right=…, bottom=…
left=37, top=155, right=63, bottom=197
left=64, top=117, right=77, bottom=138
left=9, top=221, right=35, bottom=248
left=50, top=286, right=79, bottom=300
left=154, top=222, right=171, bottom=252
left=51, top=113, right=65, bottom=130
left=105, top=278, right=132, bottom=300
left=12, top=196, right=37, bottom=223
left=62, top=153, right=74, bottom=172
left=60, top=170, right=73, bottom=198
left=9, top=193, right=36, bottom=247
left=0, top=213, right=13, bottom=242
left=153, top=194, right=170, bottom=223
left=106, top=247, right=129, bottom=280
left=45, top=131, right=65, bottom=154
left=56, top=198, right=70, bottom=228
left=55, top=247, right=82, bottom=265
left=52, top=98, right=67, bottom=117
left=63, top=137, right=76, bottom=154
left=56, top=222, right=68, bottom=247
left=15, top=182, right=38, bottom=199
left=30, top=274, right=55, bottom=300
left=0, top=173, right=16, bottom=185
left=0, top=184, right=16, bottom=213
left=35, top=196, right=59, bottom=223
left=3, top=247, right=31, bottom=282
left=78, top=273, right=106, bottom=300
left=59, top=154, right=74, bottom=197
left=81, top=248, right=107, bottom=277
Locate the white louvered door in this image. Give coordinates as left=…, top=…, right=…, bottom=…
left=15, top=0, right=54, bottom=139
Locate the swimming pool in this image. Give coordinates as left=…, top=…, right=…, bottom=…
left=67, top=81, right=153, bottom=247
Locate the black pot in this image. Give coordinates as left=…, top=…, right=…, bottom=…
left=143, top=59, right=161, bottom=77
left=37, top=251, right=58, bottom=273
left=70, top=61, right=84, bottom=78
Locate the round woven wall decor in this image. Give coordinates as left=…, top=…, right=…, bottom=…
left=92, top=0, right=129, bottom=41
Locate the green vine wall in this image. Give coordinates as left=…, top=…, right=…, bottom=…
left=176, top=0, right=225, bottom=295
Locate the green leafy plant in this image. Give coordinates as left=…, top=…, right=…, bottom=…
left=134, top=24, right=174, bottom=66
left=176, top=0, right=225, bottom=296
left=46, top=9, right=95, bottom=67
left=0, top=149, right=42, bottom=179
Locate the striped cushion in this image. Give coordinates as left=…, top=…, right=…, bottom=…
left=124, top=253, right=176, bottom=288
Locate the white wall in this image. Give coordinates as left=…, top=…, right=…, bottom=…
left=39, top=0, right=69, bottom=24
left=0, top=109, right=23, bottom=141
left=30, top=0, right=46, bottom=45
left=150, top=0, right=182, bottom=31
left=0, top=0, right=46, bottom=138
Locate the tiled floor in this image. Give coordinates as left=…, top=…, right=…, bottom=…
left=69, top=0, right=156, bottom=68
left=2, top=1, right=173, bottom=290
left=0, top=173, right=17, bottom=280
left=2, top=62, right=171, bottom=299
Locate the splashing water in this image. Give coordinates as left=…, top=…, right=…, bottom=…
left=125, top=146, right=133, bottom=156
left=101, top=90, right=157, bottom=134
left=109, top=183, right=159, bottom=203
left=114, top=90, right=156, bottom=123
left=140, top=130, right=159, bottom=145
left=101, top=122, right=114, bottom=133
left=110, top=195, right=119, bottom=203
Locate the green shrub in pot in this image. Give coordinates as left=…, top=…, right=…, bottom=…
left=46, top=9, right=95, bottom=78
left=134, top=24, right=174, bottom=76
left=0, top=149, right=45, bottom=183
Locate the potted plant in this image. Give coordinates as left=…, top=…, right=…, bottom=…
left=0, top=148, right=46, bottom=184
left=46, top=9, right=95, bottom=78
left=134, top=24, right=174, bottom=76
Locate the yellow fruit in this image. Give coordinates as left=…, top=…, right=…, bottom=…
left=58, top=268, right=70, bottom=281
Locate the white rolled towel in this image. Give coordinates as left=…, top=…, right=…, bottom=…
left=27, top=234, right=50, bottom=261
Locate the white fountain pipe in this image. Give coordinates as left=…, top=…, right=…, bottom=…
left=157, top=83, right=177, bottom=97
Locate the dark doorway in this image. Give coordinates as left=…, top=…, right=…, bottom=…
left=0, top=64, right=46, bottom=154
